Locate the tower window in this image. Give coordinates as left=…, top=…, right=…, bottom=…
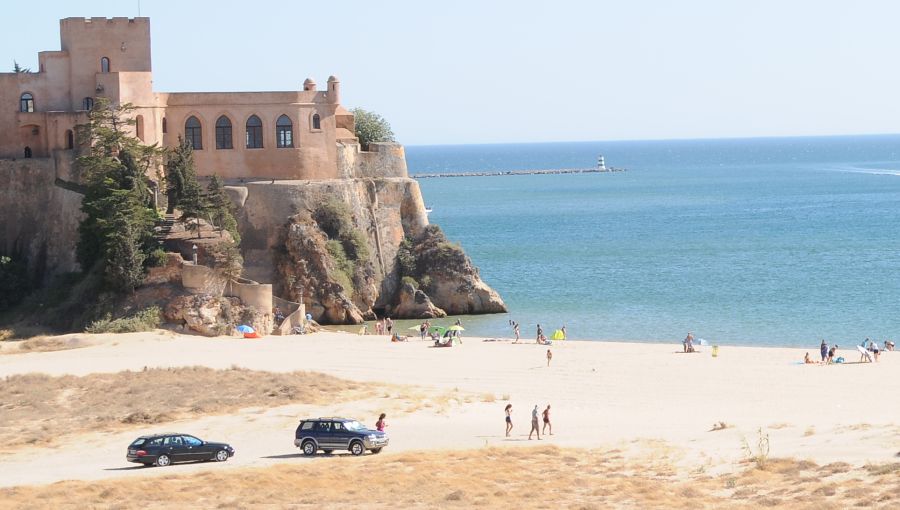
left=162, top=117, right=167, bottom=134
left=246, top=115, right=263, bottom=149
left=216, top=115, right=233, bottom=149
left=101, top=57, right=110, bottom=73
left=185, top=116, right=202, bottom=150
left=83, top=97, right=94, bottom=111
left=24, top=146, right=32, bottom=158
left=311, top=113, right=321, bottom=130
left=66, top=130, right=74, bottom=150
left=20, top=93, right=34, bottom=113
left=135, top=115, right=144, bottom=141
left=276, top=115, right=293, bottom=148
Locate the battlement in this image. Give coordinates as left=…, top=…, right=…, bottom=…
left=62, top=17, right=149, bottom=26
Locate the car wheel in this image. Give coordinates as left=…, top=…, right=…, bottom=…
left=215, top=449, right=229, bottom=462
left=323, top=449, right=333, bottom=455
left=301, top=440, right=317, bottom=456
left=350, top=441, right=364, bottom=456
left=371, top=448, right=382, bottom=454
left=156, top=454, right=171, bottom=467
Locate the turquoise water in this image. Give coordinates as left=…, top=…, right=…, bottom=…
left=405, top=136, right=900, bottom=347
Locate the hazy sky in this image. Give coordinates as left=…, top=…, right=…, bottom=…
left=4, top=0, right=899, bottom=145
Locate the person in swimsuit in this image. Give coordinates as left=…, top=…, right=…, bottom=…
left=820, top=339, right=828, bottom=362
left=546, top=349, right=553, bottom=367
left=536, top=324, right=543, bottom=343
left=376, top=413, right=387, bottom=432
left=513, top=323, right=520, bottom=343
left=504, top=404, right=513, bottom=437
left=528, top=405, right=541, bottom=440
left=542, top=404, right=552, bottom=435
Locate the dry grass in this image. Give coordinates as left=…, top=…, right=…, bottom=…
left=0, top=447, right=898, bottom=509
left=0, top=367, right=376, bottom=449
left=0, top=335, right=92, bottom=355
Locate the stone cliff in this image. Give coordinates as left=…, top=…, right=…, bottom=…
left=228, top=142, right=507, bottom=324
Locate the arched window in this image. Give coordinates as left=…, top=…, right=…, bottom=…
left=24, top=146, right=32, bottom=158
left=162, top=117, right=167, bottom=134
left=135, top=115, right=144, bottom=141
left=276, top=115, right=293, bottom=148
left=312, top=113, right=321, bottom=130
left=100, top=57, right=110, bottom=73
left=246, top=115, right=263, bottom=149
left=65, top=130, right=74, bottom=150
left=20, top=93, right=34, bottom=113
left=185, top=116, right=202, bottom=150
left=83, top=97, right=94, bottom=111
left=216, top=116, right=233, bottom=149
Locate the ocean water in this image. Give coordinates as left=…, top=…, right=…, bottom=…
left=404, top=135, right=900, bottom=347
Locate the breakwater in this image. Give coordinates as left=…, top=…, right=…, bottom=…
left=412, top=167, right=626, bottom=179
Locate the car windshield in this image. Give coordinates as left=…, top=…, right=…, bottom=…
left=343, top=420, right=365, bottom=431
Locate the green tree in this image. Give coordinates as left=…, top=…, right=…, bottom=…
left=0, top=254, right=32, bottom=311
left=351, top=108, right=395, bottom=150
left=205, top=175, right=241, bottom=244
left=164, top=137, right=193, bottom=213
left=75, top=98, right=161, bottom=291
left=12, top=61, right=31, bottom=73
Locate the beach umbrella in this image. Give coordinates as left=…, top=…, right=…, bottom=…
left=430, top=326, right=447, bottom=333
left=236, top=325, right=255, bottom=333
left=448, top=325, right=465, bottom=332
left=551, top=329, right=565, bottom=340
left=408, top=325, right=423, bottom=331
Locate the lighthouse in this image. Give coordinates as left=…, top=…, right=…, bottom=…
left=597, top=155, right=607, bottom=172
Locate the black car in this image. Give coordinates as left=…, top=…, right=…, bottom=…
left=127, top=433, right=235, bottom=467
left=294, top=417, right=389, bottom=456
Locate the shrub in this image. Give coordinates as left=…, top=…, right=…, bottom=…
left=147, top=248, right=169, bottom=267
left=85, top=306, right=162, bottom=334
left=401, top=276, right=418, bottom=289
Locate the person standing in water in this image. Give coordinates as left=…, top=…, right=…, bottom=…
left=528, top=405, right=541, bottom=440
left=504, top=404, right=513, bottom=437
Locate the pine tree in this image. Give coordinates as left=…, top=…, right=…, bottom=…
left=179, top=174, right=206, bottom=239
left=204, top=175, right=241, bottom=245
left=165, top=138, right=191, bottom=213
left=75, top=98, right=162, bottom=290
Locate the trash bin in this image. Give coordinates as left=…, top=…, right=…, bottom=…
left=712, top=345, right=719, bottom=357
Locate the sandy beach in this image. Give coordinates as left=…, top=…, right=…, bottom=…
left=1, top=330, right=898, bottom=507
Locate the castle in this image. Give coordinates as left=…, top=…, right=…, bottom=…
left=0, top=17, right=395, bottom=180
left=0, top=17, right=506, bottom=324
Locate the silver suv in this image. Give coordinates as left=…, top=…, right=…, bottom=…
left=294, top=417, right=389, bottom=456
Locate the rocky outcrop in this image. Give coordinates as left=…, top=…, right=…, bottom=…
left=399, top=225, right=507, bottom=315
left=163, top=294, right=273, bottom=336
left=390, top=281, right=446, bottom=319
left=275, top=212, right=371, bottom=324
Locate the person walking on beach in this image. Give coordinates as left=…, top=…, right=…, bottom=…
left=820, top=339, right=828, bottom=362
left=529, top=405, right=541, bottom=440
left=385, top=317, right=393, bottom=334
left=376, top=413, right=387, bottom=432
left=513, top=322, right=520, bottom=343
left=542, top=405, right=552, bottom=435
left=419, top=322, right=428, bottom=341
left=504, top=404, right=513, bottom=437
left=546, top=349, right=553, bottom=367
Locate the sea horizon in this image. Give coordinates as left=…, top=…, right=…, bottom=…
left=405, top=134, right=900, bottom=348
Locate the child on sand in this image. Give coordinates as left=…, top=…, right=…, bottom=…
left=376, top=413, right=387, bottom=432
left=547, top=349, right=553, bottom=367
left=804, top=352, right=814, bottom=364
left=505, top=404, right=513, bottom=437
